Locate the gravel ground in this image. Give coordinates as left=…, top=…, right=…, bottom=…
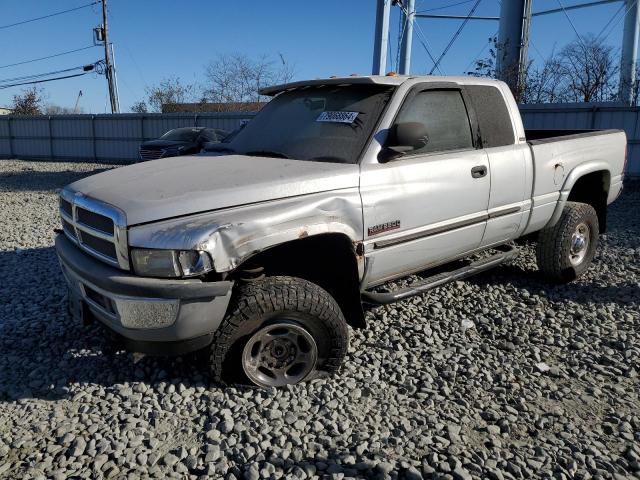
left=0, top=159, right=638, bottom=480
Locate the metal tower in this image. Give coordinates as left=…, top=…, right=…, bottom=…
left=372, top=0, right=640, bottom=104
left=620, top=0, right=640, bottom=103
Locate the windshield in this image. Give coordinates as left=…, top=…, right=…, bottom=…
left=221, top=85, right=392, bottom=163
left=160, top=128, right=202, bottom=142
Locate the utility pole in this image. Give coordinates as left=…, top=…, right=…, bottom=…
left=496, top=0, right=525, bottom=92
left=372, top=0, right=391, bottom=75
left=101, top=0, right=119, bottom=113
left=620, top=0, right=640, bottom=104
left=399, top=0, right=415, bottom=74
left=518, top=0, right=533, bottom=99
left=110, top=42, right=121, bottom=112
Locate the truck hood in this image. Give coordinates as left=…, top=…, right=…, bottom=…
left=67, top=154, right=360, bottom=225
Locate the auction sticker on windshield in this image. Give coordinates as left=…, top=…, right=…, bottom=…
left=316, top=111, right=359, bottom=123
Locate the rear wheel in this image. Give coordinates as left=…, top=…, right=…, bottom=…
left=536, top=201, right=599, bottom=283
left=210, top=276, right=349, bottom=387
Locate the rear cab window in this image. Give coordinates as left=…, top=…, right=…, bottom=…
left=465, top=85, right=515, bottom=148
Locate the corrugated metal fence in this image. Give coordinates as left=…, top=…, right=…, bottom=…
left=0, top=113, right=254, bottom=163
left=0, top=105, right=638, bottom=176
left=519, top=103, right=640, bottom=177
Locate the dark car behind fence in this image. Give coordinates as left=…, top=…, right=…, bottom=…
left=0, top=113, right=255, bottom=164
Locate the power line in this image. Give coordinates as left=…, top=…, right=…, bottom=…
left=429, top=0, right=482, bottom=74
left=464, top=31, right=497, bottom=73
left=0, top=73, right=90, bottom=89
left=595, top=1, right=626, bottom=42
left=0, top=1, right=99, bottom=30
left=600, top=0, right=637, bottom=43
left=0, top=46, right=97, bottom=70
left=0, top=64, right=95, bottom=84
left=555, top=0, right=587, bottom=47
left=413, top=22, right=444, bottom=74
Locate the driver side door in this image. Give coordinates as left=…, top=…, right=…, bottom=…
left=360, top=86, right=490, bottom=287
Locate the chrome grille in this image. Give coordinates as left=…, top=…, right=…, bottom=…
left=59, top=190, right=129, bottom=270
left=62, top=218, right=76, bottom=240
left=78, top=230, right=118, bottom=259
left=60, top=197, right=73, bottom=217
left=139, top=148, right=164, bottom=161
left=77, top=208, right=114, bottom=234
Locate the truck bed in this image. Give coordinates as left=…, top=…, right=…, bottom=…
left=525, top=128, right=620, bottom=143
left=522, top=128, right=627, bottom=235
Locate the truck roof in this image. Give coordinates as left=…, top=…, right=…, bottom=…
left=259, top=75, right=506, bottom=96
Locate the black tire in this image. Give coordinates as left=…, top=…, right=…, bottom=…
left=536, top=201, right=599, bottom=283
left=210, top=276, right=349, bottom=386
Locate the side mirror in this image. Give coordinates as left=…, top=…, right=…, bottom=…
left=380, top=122, right=429, bottom=161
left=388, top=122, right=429, bottom=151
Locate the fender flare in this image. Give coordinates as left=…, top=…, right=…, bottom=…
left=544, top=161, right=611, bottom=229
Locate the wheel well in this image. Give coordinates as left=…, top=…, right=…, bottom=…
left=567, top=170, right=610, bottom=233
left=229, top=234, right=366, bottom=329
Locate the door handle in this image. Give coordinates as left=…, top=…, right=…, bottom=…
left=471, top=165, right=488, bottom=178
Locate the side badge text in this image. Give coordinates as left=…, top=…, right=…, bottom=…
left=368, top=220, right=401, bottom=237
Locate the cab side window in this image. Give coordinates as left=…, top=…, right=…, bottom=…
left=395, top=89, right=473, bottom=155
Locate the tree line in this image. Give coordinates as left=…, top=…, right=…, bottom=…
left=7, top=52, right=294, bottom=115
left=468, top=34, right=637, bottom=105
left=8, top=87, right=86, bottom=115
left=7, top=40, right=639, bottom=115
left=131, top=53, right=295, bottom=113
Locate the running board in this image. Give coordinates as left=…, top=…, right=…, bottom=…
left=361, top=245, right=518, bottom=306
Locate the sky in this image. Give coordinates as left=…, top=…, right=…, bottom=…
left=0, top=0, right=631, bottom=113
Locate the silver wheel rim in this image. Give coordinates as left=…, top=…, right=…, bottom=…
left=242, top=321, right=318, bottom=387
left=569, top=222, right=590, bottom=266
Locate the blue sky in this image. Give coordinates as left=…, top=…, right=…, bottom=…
left=0, top=0, right=630, bottom=113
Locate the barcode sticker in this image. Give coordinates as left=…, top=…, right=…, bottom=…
left=316, top=111, right=359, bottom=123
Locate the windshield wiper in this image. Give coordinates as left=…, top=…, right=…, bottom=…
left=245, top=150, right=289, bottom=159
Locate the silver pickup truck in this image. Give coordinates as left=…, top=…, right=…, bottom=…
left=56, top=75, right=627, bottom=387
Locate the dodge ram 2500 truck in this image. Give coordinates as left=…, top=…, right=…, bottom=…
left=56, top=75, right=627, bottom=387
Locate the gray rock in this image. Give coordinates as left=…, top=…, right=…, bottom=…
left=0, top=159, right=638, bottom=480
left=70, top=437, right=86, bottom=457
left=452, top=466, right=472, bottom=480
left=162, top=453, right=180, bottom=467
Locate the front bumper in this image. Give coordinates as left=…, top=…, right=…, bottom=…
left=55, top=234, right=234, bottom=353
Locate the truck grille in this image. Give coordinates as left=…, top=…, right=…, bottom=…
left=139, top=148, right=164, bottom=161
left=59, top=191, right=129, bottom=270
left=76, top=208, right=114, bottom=234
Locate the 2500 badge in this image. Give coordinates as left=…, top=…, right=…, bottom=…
left=367, top=220, right=401, bottom=236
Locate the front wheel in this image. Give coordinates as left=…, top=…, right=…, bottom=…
left=210, top=276, right=349, bottom=387
left=536, top=201, right=599, bottom=283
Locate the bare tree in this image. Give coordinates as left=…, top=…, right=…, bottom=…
left=203, top=53, right=294, bottom=106
left=520, top=54, right=565, bottom=104
left=558, top=34, right=618, bottom=103
left=136, top=76, right=196, bottom=113
left=629, top=65, right=640, bottom=106
left=130, top=100, right=148, bottom=113
left=11, top=87, right=45, bottom=115
left=468, top=35, right=618, bottom=104
left=466, top=37, right=528, bottom=102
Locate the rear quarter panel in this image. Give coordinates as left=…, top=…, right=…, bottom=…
left=523, top=130, right=627, bottom=234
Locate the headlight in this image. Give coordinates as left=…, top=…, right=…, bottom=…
left=131, top=249, right=213, bottom=278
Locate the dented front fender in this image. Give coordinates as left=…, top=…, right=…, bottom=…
left=128, top=189, right=364, bottom=273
